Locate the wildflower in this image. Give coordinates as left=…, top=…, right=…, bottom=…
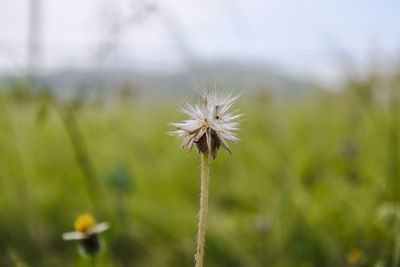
left=168, top=90, right=242, bottom=267
left=62, top=214, right=110, bottom=257
left=168, top=91, right=242, bottom=159
left=347, top=248, right=363, bottom=265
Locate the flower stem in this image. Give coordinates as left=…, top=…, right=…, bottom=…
left=393, top=218, right=400, bottom=267
left=196, top=151, right=210, bottom=267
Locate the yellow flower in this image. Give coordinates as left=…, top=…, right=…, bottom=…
left=74, top=214, right=95, bottom=233
left=62, top=213, right=109, bottom=241
left=347, top=248, right=362, bottom=264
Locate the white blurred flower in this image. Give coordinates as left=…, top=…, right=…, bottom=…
left=62, top=214, right=110, bottom=241
left=169, top=91, right=243, bottom=159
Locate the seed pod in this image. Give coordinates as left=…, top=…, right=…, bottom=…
left=169, top=91, right=242, bottom=160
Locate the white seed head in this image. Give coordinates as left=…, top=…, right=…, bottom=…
left=168, top=91, right=243, bottom=159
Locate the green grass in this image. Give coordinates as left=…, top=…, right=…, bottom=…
left=0, top=83, right=399, bottom=266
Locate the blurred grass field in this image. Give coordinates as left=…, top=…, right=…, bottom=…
left=1, top=73, right=400, bottom=266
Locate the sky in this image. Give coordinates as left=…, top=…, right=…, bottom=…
left=0, top=0, right=399, bottom=80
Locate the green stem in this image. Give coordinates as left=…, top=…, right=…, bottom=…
left=58, top=105, right=103, bottom=212
left=195, top=152, right=210, bottom=267
left=393, top=217, right=400, bottom=267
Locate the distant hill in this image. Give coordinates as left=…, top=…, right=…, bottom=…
left=1, top=60, right=311, bottom=99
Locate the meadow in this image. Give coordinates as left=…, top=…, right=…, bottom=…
left=0, top=73, right=400, bottom=266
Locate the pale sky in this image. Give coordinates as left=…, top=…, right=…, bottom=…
left=0, top=0, right=399, bottom=79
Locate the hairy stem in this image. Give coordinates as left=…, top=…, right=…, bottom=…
left=393, top=217, right=400, bottom=267
left=196, top=151, right=210, bottom=267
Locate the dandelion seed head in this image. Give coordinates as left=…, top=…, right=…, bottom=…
left=169, top=90, right=242, bottom=159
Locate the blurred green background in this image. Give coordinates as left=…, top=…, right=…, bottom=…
left=2, top=0, right=400, bottom=266
left=1, top=70, right=400, bottom=267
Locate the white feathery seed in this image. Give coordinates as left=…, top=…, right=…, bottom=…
left=168, top=91, right=243, bottom=159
